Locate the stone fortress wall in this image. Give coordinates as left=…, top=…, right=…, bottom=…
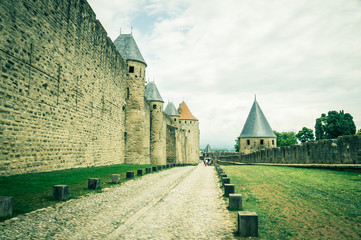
left=212, top=135, right=361, bottom=165
left=0, top=0, right=200, bottom=176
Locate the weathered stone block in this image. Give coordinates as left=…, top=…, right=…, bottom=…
left=157, top=166, right=162, bottom=171
left=53, top=185, right=69, bottom=201
left=238, top=211, right=258, bottom=237
left=137, top=169, right=144, bottom=176
left=221, top=177, right=230, bottom=186
left=146, top=167, right=151, bottom=173
left=220, top=173, right=227, bottom=178
left=0, top=196, right=13, bottom=217
left=229, top=194, right=242, bottom=210
left=152, top=166, right=158, bottom=172
left=126, top=171, right=134, bottom=179
left=88, top=178, right=100, bottom=190
left=111, top=174, right=120, bottom=184
left=224, top=184, right=235, bottom=197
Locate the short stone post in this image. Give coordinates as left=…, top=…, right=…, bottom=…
left=224, top=184, right=235, bottom=197
left=111, top=174, right=120, bottom=184
left=238, top=211, right=258, bottom=237
left=53, top=185, right=69, bottom=201
left=146, top=167, right=151, bottom=173
left=229, top=194, right=242, bottom=210
left=88, top=178, right=100, bottom=190
left=157, top=166, right=162, bottom=171
left=152, top=166, right=158, bottom=172
left=137, top=169, right=144, bottom=176
left=126, top=171, right=134, bottom=179
left=221, top=177, right=230, bottom=186
left=0, top=196, right=13, bottom=217
left=220, top=173, right=227, bottom=178
left=162, top=165, right=166, bottom=169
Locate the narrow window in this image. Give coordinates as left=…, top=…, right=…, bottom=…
left=247, top=140, right=250, bottom=145
left=188, top=130, right=190, bottom=133
left=129, top=66, right=134, bottom=73
left=272, top=140, right=275, bottom=145
left=126, top=87, right=130, bottom=100
left=153, top=104, right=157, bottom=109
left=174, top=118, right=176, bottom=122
left=260, top=139, right=264, bottom=145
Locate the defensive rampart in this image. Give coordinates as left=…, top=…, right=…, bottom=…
left=211, top=135, right=361, bottom=165
left=0, top=0, right=127, bottom=175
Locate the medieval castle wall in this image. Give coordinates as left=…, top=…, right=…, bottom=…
left=0, top=0, right=200, bottom=176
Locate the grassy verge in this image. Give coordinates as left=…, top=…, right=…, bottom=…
left=221, top=165, right=361, bottom=239
left=0, top=164, right=157, bottom=220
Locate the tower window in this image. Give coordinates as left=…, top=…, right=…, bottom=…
left=126, top=87, right=130, bottom=100
left=153, top=104, right=157, bottom=109
left=260, top=139, right=264, bottom=145
left=272, top=140, right=275, bottom=145
left=247, top=140, right=250, bottom=145
left=174, top=118, right=176, bottom=122
left=129, top=66, right=134, bottom=73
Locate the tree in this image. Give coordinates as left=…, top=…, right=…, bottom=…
left=234, top=137, right=240, bottom=152
left=273, top=131, right=298, bottom=147
left=315, top=110, right=356, bottom=140
left=356, top=129, right=361, bottom=135
left=296, top=127, right=314, bottom=143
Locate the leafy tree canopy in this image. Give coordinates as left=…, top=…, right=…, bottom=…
left=356, top=129, right=361, bottom=135
left=234, top=137, right=240, bottom=152
left=296, top=127, right=314, bottom=143
left=315, top=110, right=356, bottom=140
left=273, top=131, right=298, bottom=147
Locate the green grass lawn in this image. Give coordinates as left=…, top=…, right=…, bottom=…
left=0, top=164, right=156, bottom=220
left=221, top=165, right=361, bottom=239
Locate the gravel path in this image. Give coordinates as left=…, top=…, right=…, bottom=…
left=0, top=165, right=236, bottom=239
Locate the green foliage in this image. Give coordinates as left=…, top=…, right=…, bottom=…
left=273, top=130, right=298, bottom=147
left=315, top=110, right=356, bottom=140
left=356, top=129, right=361, bottom=135
left=296, top=127, right=314, bottom=143
left=234, top=137, right=240, bottom=152
left=223, top=165, right=361, bottom=239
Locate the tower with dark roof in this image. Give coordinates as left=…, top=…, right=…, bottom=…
left=145, top=81, right=166, bottom=164
left=239, top=99, right=277, bottom=154
left=114, top=33, right=147, bottom=164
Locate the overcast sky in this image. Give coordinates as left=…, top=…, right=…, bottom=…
left=88, top=0, right=361, bottom=148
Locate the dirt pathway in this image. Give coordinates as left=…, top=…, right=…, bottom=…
left=1, top=165, right=236, bottom=239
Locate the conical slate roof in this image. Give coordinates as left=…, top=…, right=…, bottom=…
left=204, top=144, right=212, bottom=153
left=145, top=82, right=163, bottom=102
left=178, top=101, right=198, bottom=120
left=164, top=102, right=180, bottom=116
left=240, top=100, right=276, bottom=138
left=114, top=34, right=147, bottom=66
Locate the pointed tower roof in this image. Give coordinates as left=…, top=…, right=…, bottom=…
left=204, top=144, right=212, bottom=153
left=177, top=101, right=198, bottom=120
left=240, top=100, right=276, bottom=138
left=114, top=34, right=147, bottom=66
left=164, top=102, right=180, bottom=116
left=145, top=82, right=163, bottom=102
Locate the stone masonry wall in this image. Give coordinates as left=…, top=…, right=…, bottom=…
left=0, top=0, right=127, bottom=176
left=212, top=135, right=361, bottom=164
left=179, top=120, right=199, bottom=163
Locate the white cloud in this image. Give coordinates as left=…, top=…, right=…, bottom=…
left=89, top=0, right=361, bottom=148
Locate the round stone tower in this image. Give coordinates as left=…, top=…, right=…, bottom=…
left=145, top=82, right=165, bottom=165
left=114, top=33, right=147, bottom=164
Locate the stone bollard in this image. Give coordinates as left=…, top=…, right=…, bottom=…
left=166, top=164, right=169, bottom=168
left=0, top=196, right=13, bottom=217
left=157, top=166, right=162, bottom=171
left=53, top=185, right=69, bottom=201
left=126, top=171, right=134, bottom=179
left=238, top=211, right=258, bottom=237
left=224, top=184, right=235, bottom=197
left=221, top=177, right=230, bottom=186
left=137, top=169, right=144, bottom=176
left=152, top=166, right=158, bottom=172
left=146, top=168, right=151, bottom=173
left=229, top=194, right=242, bottom=210
left=220, top=173, right=227, bottom=178
left=88, top=178, right=100, bottom=190
left=111, top=174, right=120, bottom=184
left=162, top=165, right=166, bottom=169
